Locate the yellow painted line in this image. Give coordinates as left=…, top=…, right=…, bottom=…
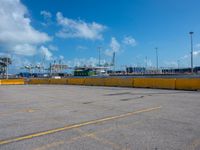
left=0, top=106, right=161, bottom=145
left=34, top=121, right=141, bottom=150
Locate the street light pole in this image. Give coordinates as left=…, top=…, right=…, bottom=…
left=145, top=56, right=148, bottom=68
left=177, top=60, right=180, bottom=74
left=155, top=47, right=159, bottom=72
left=98, top=46, right=101, bottom=66
left=189, top=32, right=194, bottom=74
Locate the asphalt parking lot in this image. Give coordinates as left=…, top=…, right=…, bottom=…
left=0, top=85, right=200, bottom=150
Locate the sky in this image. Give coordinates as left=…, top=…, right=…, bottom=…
left=1, top=0, right=200, bottom=72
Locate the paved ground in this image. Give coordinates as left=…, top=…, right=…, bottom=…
left=0, top=85, right=200, bottom=150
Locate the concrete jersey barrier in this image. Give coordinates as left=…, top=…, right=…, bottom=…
left=1, top=77, right=200, bottom=91
left=0, top=79, right=25, bottom=85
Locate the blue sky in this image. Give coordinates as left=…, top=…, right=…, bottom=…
left=1, top=0, right=200, bottom=71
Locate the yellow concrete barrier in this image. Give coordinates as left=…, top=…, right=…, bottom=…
left=84, top=78, right=105, bottom=86
left=153, top=78, right=176, bottom=89
left=175, top=78, right=200, bottom=90
left=133, top=78, right=155, bottom=88
left=133, top=78, right=176, bottom=89
left=104, top=78, right=133, bottom=87
left=104, top=78, right=120, bottom=87
left=28, top=78, right=50, bottom=84
left=0, top=79, right=25, bottom=85
left=67, top=78, right=85, bottom=85
left=49, top=79, right=67, bottom=84
left=2, top=77, right=199, bottom=91
left=117, top=78, right=134, bottom=87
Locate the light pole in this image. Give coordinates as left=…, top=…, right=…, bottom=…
left=189, top=31, right=194, bottom=74
left=177, top=60, right=180, bottom=74
left=97, top=46, right=101, bottom=66
left=155, top=47, right=159, bottom=72
left=145, top=56, right=148, bottom=68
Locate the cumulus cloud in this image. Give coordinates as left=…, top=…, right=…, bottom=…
left=40, top=10, right=52, bottom=26
left=39, top=46, right=52, bottom=60
left=67, top=57, right=106, bottom=67
left=48, top=45, right=58, bottom=51
left=56, top=12, right=106, bottom=40
left=74, top=57, right=98, bottom=67
left=41, top=10, right=52, bottom=19
left=0, top=0, right=51, bottom=56
left=123, top=36, right=137, bottom=47
left=105, top=37, right=121, bottom=56
left=13, top=44, right=37, bottom=56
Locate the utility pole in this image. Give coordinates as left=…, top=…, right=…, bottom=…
left=155, top=47, right=159, bottom=73
left=189, top=31, right=194, bottom=74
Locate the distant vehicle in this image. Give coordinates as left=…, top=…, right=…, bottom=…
left=52, top=76, right=61, bottom=79
left=74, top=68, right=95, bottom=76
left=162, top=66, right=200, bottom=74
left=18, top=72, right=32, bottom=78
left=73, top=66, right=109, bottom=76
left=18, top=72, right=50, bottom=78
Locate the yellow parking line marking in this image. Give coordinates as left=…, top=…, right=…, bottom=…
left=33, top=121, right=141, bottom=150
left=0, top=106, right=161, bottom=145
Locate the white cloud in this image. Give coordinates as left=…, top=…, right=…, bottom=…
left=11, top=55, right=31, bottom=67
left=48, top=45, right=58, bottom=51
left=76, top=45, right=88, bottom=50
left=69, top=57, right=106, bottom=67
left=41, top=10, right=52, bottom=19
left=56, top=12, right=106, bottom=40
left=0, top=0, right=51, bottom=56
left=193, top=50, right=200, bottom=57
left=105, top=37, right=121, bottom=56
left=123, top=36, right=137, bottom=47
left=181, top=50, right=200, bottom=59
left=59, top=55, right=64, bottom=60
left=13, top=44, right=37, bottom=56
left=39, top=46, right=52, bottom=60
left=173, top=50, right=200, bottom=67
left=40, top=10, right=52, bottom=26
